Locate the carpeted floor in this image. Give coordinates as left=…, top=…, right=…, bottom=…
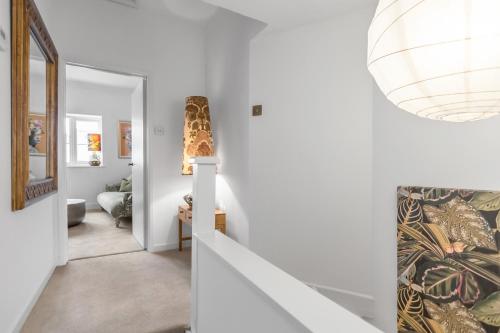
left=68, top=211, right=143, bottom=260
left=22, top=250, right=191, bottom=333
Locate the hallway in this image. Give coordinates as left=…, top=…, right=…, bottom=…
left=22, top=250, right=191, bottom=333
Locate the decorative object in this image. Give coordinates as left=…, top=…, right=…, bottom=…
left=28, top=113, right=47, bottom=156
left=88, top=133, right=101, bottom=166
left=178, top=205, right=225, bottom=251
left=11, top=0, right=59, bottom=210
left=368, top=1, right=500, bottom=122
left=67, top=199, right=86, bottom=227
left=119, top=176, right=132, bottom=192
left=183, top=193, right=193, bottom=208
left=397, top=186, right=499, bottom=333
left=182, top=96, right=215, bottom=175
left=118, top=121, right=132, bottom=158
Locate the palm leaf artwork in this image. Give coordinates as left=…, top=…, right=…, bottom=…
left=423, top=197, right=497, bottom=251
left=471, top=292, right=500, bottom=327
left=397, top=187, right=500, bottom=333
left=424, top=300, right=486, bottom=333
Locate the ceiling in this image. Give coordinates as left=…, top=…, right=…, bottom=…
left=107, top=0, right=137, bottom=8
left=200, top=0, right=377, bottom=30
left=66, top=65, right=143, bottom=90
left=104, top=0, right=218, bottom=22
left=103, top=0, right=375, bottom=29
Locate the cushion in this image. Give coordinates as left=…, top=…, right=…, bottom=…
left=105, top=182, right=121, bottom=192
left=119, top=177, right=132, bottom=192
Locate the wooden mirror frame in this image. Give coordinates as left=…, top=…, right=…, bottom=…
left=12, top=0, right=58, bottom=211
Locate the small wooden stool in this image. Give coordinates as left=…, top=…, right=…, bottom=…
left=178, top=205, right=226, bottom=251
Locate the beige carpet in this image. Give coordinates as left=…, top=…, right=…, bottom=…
left=69, top=211, right=143, bottom=260
left=22, top=250, right=191, bottom=333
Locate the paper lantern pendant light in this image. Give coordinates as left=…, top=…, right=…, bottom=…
left=368, top=0, right=500, bottom=122
left=182, top=96, right=215, bottom=175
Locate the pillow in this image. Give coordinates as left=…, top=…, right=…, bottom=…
left=119, top=177, right=132, bottom=192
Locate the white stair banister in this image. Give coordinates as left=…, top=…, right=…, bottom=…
left=188, top=156, right=383, bottom=333
left=190, top=157, right=218, bottom=235
left=189, top=156, right=219, bottom=333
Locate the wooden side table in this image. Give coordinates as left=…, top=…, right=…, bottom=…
left=178, top=205, right=226, bottom=251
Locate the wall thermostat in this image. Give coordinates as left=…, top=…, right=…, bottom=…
left=0, top=26, right=7, bottom=52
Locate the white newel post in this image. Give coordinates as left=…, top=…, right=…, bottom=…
left=189, top=156, right=219, bottom=333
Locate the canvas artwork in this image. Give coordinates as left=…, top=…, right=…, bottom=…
left=28, top=113, right=47, bottom=156
left=118, top=121, right=132, bottom=158
left=87, top=133, right=101, bottom=152
left=397, top=186, right=500, bottom=333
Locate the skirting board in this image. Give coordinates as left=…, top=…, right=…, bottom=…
left=12, top=265, right=55, bottom=333
left=85, top=202, right=100, bottom=211
left=149, top=241, right=191, bottom=253
left=305, top=282, right=374, bottom=320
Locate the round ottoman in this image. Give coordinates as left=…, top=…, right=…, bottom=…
left=67, top=199, right=86, bottom=227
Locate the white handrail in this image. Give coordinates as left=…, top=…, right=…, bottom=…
left=189, top=156, right=383, bottom=333
left=197, top=231, right=383, bottom=333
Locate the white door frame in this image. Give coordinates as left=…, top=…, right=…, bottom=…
left=57, top=61, right=151, bottom=265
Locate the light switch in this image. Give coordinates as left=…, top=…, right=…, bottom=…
left=0, top=26, right=7, bottom=52
left=153, top=126, right=165, bottom=136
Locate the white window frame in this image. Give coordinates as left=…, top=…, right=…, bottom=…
left=66, top=113, right=103, bottom=167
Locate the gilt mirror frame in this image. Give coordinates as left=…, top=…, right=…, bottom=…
left=12, top=0, right=58, bottom=211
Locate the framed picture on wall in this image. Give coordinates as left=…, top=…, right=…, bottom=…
left=28, top=113, right=47, bottom=156
left=397, top=186, right=500, bottom=333
left=118, top=120, right=132, bottom=159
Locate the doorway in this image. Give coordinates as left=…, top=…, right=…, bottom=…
left=63, top=63, right=148, bottom=260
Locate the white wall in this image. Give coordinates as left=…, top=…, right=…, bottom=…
left=0, top=0, right=59, bottom=331
left=205, top=9, right=265, bottom=246
left=66, top=80, right=132, bottom=208
left=249, top=6, right=376, bottom=318
left=248, top=4, right=500, bottom=332
left=372, top=88, right=500, bottom=332
left=37, top=0, right=208, bottom=251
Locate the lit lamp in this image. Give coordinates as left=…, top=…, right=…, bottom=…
left=368, top=1, right=500, bottom=122
left=182, top=96, right=215, bottom=175
left=88, top=133, right=102, bottom=167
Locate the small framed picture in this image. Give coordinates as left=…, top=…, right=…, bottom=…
left=28, top=113, right=47, bottom=156
left=118, top=120, right=132, bottom=159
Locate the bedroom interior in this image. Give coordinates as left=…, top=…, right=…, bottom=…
left=64, top=64, right=144, bottom=260
left=1, top=0, right=499, bottom=333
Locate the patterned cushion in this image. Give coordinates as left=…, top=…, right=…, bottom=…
left=105, top=182, right=121, bottom=192
left=119, top=178, right=132, bottom=192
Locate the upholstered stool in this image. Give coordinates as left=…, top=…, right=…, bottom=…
left=67, top=199, right=86, bottom=227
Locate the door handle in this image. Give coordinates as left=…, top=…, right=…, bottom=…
left=128, top=163, right=135, bottom=166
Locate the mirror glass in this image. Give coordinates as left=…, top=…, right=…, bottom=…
left=28, top=32, right=48, bottom=182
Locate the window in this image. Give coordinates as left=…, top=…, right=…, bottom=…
left=66, top=114, right=103, bottom=166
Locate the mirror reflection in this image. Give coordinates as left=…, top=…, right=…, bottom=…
left=28, top=32, right=48, bottom=182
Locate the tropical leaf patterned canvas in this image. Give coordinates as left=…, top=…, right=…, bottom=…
left=397, top=186, right=500, bottom=333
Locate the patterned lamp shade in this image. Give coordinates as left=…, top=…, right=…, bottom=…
left=182, top=96, right=215, bottom=175
left=368, top=0, right=500, bottom=122
left=87, top=133, right=102, bottom=152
